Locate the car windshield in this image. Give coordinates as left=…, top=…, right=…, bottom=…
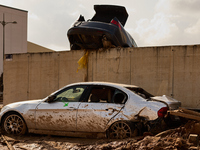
left=125, top=87, right=154, bottom=99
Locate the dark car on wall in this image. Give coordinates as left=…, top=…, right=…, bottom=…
left=67, top=5, right=137, bottom=50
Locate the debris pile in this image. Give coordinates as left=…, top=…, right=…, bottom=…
left=129, top=121, right=199, bottom=150
left=64, top=121, right=199, bottom=150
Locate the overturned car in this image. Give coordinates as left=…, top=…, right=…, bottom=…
left=0, top=82, right=181, bottom=139
left=67, top=5, right=137, bottom=50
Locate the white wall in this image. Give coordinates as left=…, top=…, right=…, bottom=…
left=0, top=5, right=27, bottom=74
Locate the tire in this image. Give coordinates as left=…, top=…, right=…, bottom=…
left=2, top=113, right=27, bottom=135
left=108, top=121, right=132, bottom=139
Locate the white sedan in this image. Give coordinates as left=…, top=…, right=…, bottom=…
left=0, top=82, right=181, bottom=139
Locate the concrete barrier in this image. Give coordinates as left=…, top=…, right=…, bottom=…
left=3, top=45, right=200, bottom=109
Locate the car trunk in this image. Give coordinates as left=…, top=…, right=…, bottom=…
left=91, top=5, right=128, bottom=27
left=151, top=95, right=181, bottom=110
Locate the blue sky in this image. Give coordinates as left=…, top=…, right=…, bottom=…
left=1, top=0, right=200, bottom=51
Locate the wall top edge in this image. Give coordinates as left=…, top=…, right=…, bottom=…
left=6, top=44, right=200, bottom=56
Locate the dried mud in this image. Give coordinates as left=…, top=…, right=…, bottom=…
left=0, top=121, right=200, bottom=150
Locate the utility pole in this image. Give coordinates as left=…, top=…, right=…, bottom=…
left=0, top=13, right=17, bottom=60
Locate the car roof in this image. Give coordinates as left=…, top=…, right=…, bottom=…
left=69, top=81, right=140, bottom=89
left=91, top=5, right=128, bottom=27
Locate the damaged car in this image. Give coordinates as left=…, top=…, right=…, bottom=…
left=67, top=5, right=137, bottom=50
left=0, top=82, right=181, bottom=139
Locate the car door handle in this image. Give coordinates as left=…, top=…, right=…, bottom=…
left=105, top=108, right=119, bottom=112
left=105, top=108, right=115, bottom=111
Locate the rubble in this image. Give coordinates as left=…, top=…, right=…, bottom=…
left=188, top=134, right=199, bottom=146
left=0, top=120, right=199, bottom=149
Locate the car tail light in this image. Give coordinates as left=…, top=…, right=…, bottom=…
left=110, top=17, right=122, bottom=30
left=157, top=107, right=168, bottom=118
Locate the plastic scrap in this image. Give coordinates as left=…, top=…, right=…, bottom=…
left=76, top=50, right=89, bottom=73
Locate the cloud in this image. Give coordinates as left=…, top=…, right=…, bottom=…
left=171, top=0, right=200, bottom=14
left=185, top=19, right=200, bottom=35
left=151, top=0, right=200, bottom=46
left=1, top=0, right=200, bottom=49
left=135, top=13, right=179, bottom=46
left=156, top=0, right=200, bottom=17
left=2, top=0, right=90, bottom=50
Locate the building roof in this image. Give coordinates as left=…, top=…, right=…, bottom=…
left=27, top=42, right=55, bottom=53
left=0, top=4, right=27, bottom=12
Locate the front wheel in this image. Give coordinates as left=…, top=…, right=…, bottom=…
left=108, top=121, right=132, bottom=139
left=2, top=113, right=27, bottom=135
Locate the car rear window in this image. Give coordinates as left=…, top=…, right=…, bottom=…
left=126, top=87, right=154, bottom=99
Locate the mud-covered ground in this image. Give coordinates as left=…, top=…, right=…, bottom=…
left=0, top=121, right=200, bottom=150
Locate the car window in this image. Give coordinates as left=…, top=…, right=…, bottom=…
left=112, top=89, right=127, bottom=104
left=126, top=87, right=153, bottom=99
left=54, top=85, right=87, bottom=102
left=86, top=86, right=127, bottom=104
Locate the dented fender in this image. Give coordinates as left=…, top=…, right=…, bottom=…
left=106, top=100, right=166, bottom=131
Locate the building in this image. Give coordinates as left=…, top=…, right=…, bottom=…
left=27, top=41, right=54, bottom=53
left=0, top=5, right=28, bottom=74
left=0, top=5, right=55, bottom=74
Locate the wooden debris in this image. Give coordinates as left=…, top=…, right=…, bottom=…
left=168, top=107, right=200, bottom=121
left=1, top=135, right=15, bottom=150
left=188, top=134, right=199, bottom=146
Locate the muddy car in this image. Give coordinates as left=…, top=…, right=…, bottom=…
left=67, top=5, right=137, bottom=50
left=0, top=82, right=181, bottom=139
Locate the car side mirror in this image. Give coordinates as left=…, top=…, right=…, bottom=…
left=46, top=95, right=56, bottom=103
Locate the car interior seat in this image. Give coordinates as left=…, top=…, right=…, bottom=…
left=90, top=94, right=100, bottom=102
left=113, top=93, right=125, bottom=104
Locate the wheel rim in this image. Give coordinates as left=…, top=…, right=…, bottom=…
left=109, top=121, right=131, bottom=139
left=4, top=114, right=26, bottom=134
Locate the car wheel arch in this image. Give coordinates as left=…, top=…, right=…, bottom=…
left=1, top=111, right=28, bottom=135
left=105, top=111, right=130, bottom=130
left=1, top=111, right=27, bottom=127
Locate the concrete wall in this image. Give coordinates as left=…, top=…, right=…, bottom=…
left=0, top=5, right=27, bottom=74
left=3, top=45, right=200, bottom=109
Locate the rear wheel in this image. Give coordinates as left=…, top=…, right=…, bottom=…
left=108, top=121, right=132, bottom=139
left=2, top=113, right=27, bottom=135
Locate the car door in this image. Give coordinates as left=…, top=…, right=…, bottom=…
left=35, top=85, right=87, bottom=131
left=76, top=85, right=127, bottom=132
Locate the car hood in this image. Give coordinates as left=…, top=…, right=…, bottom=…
left=151, top=95, right=181, bottom=109
left=1, top=99, right=43, bottom=114
left=6, top=99, right=42, bottom=107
